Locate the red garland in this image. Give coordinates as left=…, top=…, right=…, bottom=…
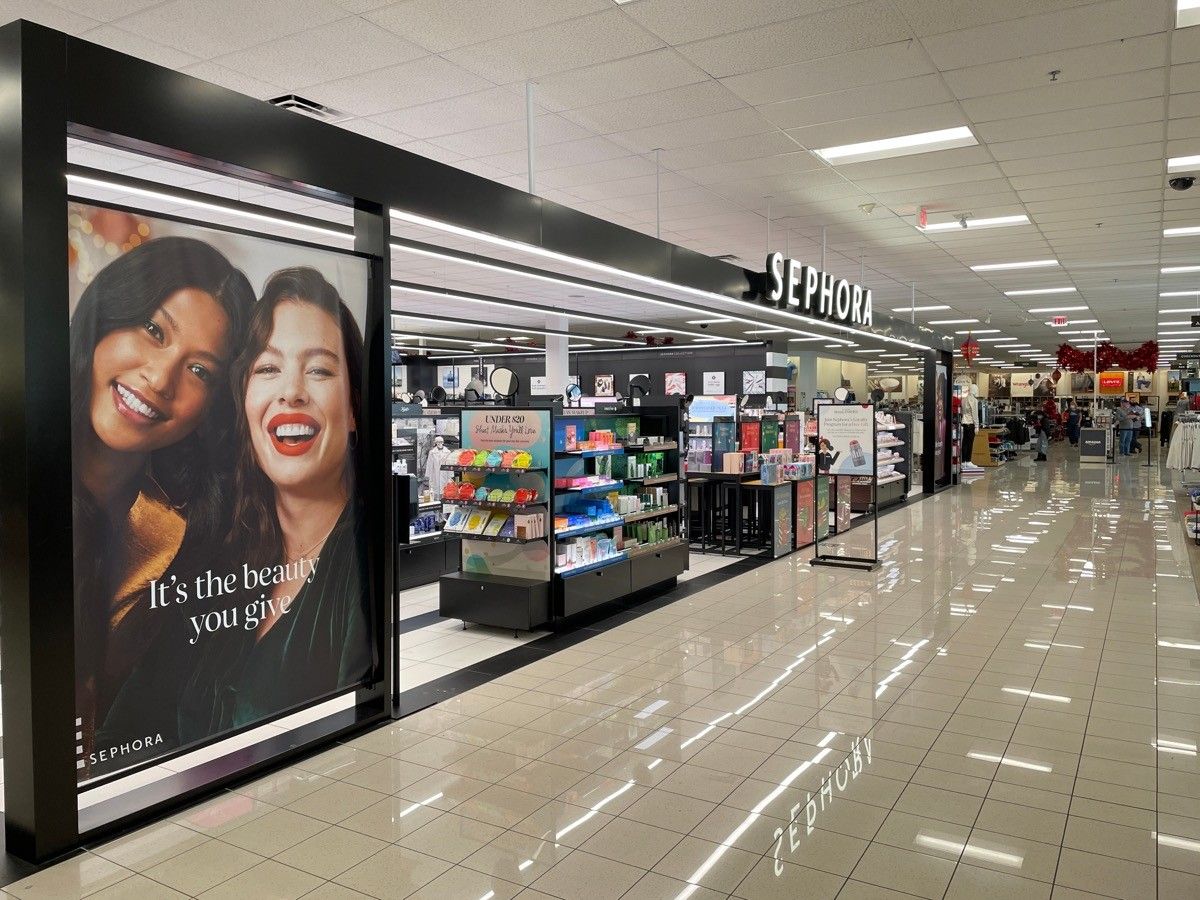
left=1056, top=340, right=1158, bottom=373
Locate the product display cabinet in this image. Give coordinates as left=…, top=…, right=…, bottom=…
left=438, top=403, right=687, bottom=630
left=852, top=411, right=912, bottom=513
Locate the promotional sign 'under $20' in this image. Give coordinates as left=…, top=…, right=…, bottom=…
left=763, top=252, right=873, bottom=328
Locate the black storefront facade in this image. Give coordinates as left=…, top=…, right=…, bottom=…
left=0, top=20, right=954, bottom=863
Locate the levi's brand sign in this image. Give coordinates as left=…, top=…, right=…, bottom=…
left=763, top=252, right=873, bottom=328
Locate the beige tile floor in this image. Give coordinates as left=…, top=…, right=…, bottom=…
left=10, top=450, right=1200, bottom=899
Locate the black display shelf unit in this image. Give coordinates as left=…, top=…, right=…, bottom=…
left=394, top=474, right=460, bottom=592
left=552, top=403, right=688, bottom=619
left=438, top=406, right=554, bottom=631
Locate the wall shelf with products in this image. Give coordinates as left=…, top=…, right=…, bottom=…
left=394, top=474, right=460, bottom=592
left=851, top=411, right=912, bottom=513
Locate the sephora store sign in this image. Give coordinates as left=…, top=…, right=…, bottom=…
left=762, top=251, right=874, bottom=328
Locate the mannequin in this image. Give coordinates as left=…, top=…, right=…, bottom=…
left=424, top=435, right=454, bottom=497
left=961, top=384, right=979, bottom=462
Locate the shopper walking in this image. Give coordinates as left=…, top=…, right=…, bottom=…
left=1065, top=400, right=1081, bottom=446
left=1118, top=399, right=1137, bottom=456
left=1130, top=400, right=1144, bottom=454
left=1032, top=410, right=1049, bottom=461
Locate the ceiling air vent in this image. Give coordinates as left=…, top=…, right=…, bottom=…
left=268, top=94, right=349, bottom=123
left=713, top=253, right=740, bottom=262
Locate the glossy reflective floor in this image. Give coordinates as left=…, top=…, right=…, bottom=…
left=10, top=447, right=1200, bottom=899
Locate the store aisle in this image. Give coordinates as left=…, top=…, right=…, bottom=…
left=11, top=448, right=1200, bottom=899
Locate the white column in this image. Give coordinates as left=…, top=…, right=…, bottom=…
left=545, top=314, right=569, bottom=393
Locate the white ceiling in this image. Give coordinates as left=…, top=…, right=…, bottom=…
left=32, top=0, right=1200, bottom=371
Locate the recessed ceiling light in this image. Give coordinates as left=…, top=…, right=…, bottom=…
left=1159, top=330, right=1200, bottom=335
left=687, top=318, right=732, bottom=324
left=1159, top=320, right=1194, bottom=326
left=891, top=305, right=951, bottom=313
left=814, top=126, right=976, bottom=165
left=928, top=318, right=979, bottom=325
left=1165, top=225, right=1200, bottom=236
left=922, top=215, right=1029, bottom=233
left=744, top=328, right=785, bottom=334
left=956, top=328, right=1000, bottom=334
left=854, top=349, right=887, bottom=354
left=997, top=343, right=1032, bottom=348
left=1160, top=307, right=1200, bottom=313
left=975, top=337, right=1011, bottom=342
left=1168, top=153, right=1200, bottom=172
left=1026, top=305, right=1089, bottom=313
left=1163, top=265, right=1200, bottom=273
left=1161, top=290, right=1200, bottom=297
left=970, top=259, right=1058, bottom=272
left=1004, top=287, right=1076, bottom=296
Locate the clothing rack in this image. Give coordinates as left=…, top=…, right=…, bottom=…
left=1166, top=416, right=1200, bottom=486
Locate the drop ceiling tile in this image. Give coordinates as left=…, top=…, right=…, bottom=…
left=537, top=155, right=660, bottom=190
left=369, top=85, right=525, bottom=139
left=365, top=0, right=607, bottom=53
left=176, top=60, right=284, bottom=99
left=992, top=126, right=1162, bottom=165
left=1009, top=159, right=1162, bottom=190
left=442, top=8, right=664, bottom=83
left=478, top=135, right=632, bottom=175
left=675, top=0, right=912, bottom=79
left=622, top=0, right=852, bottom=44
left=656, top=130, right=800, bottom=170
left=1003, top=142, right=1161, bottom=176
left=213, top=17, right=425, bottom=90
left=919, top=0, right=1163, bottom=70
left=611, top=107, right=776, bottom=153
left=4, top=0, right=100, bottom=31
left=1169, top=116, right=1200, bottom=140
left=117, top=0, right=347, bottom=59
left=398, top=140, right=468, bottom=165
left=1018, top=179, right=1161, bottom=202
left=430, top=113, right=592, bottom=157
left=720, top=40, right=934, bottom=106
left=942, top=32, right=1166, bottom=99
left=975, top=97, right=1162, bottom=141
left=963, top=69, right=1164, bottom=122
left=533, top=49, right=709, bottom=114
left=335, top=117, right=413, bottom=146
left=680, top=152, right=825, bottom=186
left=758, top=73, right=954, bottom=130
left=564, top=79, right=745, bottom=134
left=80, top=23, right=199, bottom=67
left=308, top=55, right=492, bottom=117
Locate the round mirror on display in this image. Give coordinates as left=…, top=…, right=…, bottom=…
left=834, top=386, right=850, bottom=402
left=564, top=383, right=583, bottom=403
left=491, top=366, right=519, bottom=398
left=429, top=385, right=446, bottom=405
left=629, top=374, right=651, bottom=398
left=465, top=377, right=486, bottom=399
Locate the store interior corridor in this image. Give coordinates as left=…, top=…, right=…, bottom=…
left=9, top=446, right=1200, bottom=900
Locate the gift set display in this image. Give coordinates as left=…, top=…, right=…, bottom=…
left=438, top=403, right=687, bottom=629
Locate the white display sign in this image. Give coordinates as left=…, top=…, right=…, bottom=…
left=703, top=371, right=725, bottom=394
left=530, top=375, right=551, bottom=395
left=817, top=404, right=875, bottom=476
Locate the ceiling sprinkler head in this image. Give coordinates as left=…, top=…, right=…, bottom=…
left=957, top=213, right=972, bottom=229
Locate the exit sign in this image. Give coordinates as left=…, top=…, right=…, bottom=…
left=1052, top=315, right=1068, bottom=326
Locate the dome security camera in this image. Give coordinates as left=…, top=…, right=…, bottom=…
left=700, top=322, right=709, bottom=329
left=1170, top=176, right=1195, bottom=191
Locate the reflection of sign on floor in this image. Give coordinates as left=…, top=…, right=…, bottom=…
left=772, top=736, right=873, bottom=876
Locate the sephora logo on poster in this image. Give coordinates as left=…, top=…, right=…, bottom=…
left=68, top=201, right=378, bottom=783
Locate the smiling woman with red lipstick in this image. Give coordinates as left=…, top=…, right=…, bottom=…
left=183, top=266, right=373, bottom=734
left=70, top=236, right=254, bottom=769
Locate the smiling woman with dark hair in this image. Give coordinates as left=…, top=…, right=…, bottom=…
left=179, top=267, right=374, bottom=740
left=70, top=235, right=254, bottom=768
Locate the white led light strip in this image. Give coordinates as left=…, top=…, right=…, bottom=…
left=389, top=210, right=934, bottom=351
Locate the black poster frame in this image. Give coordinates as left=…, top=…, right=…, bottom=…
left=923, top=349, right=954, bottom=494
left=810, top=403, right=878, bottom=571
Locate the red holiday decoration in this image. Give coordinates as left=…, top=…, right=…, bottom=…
left=959, top=333, right=980, bottom=366
left=1055, top=340, right=1158, bottom=373
left=1051, top=368, right=1062, bottom=384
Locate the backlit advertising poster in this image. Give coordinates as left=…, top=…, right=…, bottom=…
left=69, top=202, right=377, bottom=782
left=817, top=404, right=875, bottom=477
left=934, top=363, right=947, bottom=483
left=795, top=479, right=814, bottom=548
left=1099, top=371, right=1128, bottom=395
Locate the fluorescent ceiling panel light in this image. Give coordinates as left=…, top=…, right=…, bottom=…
left=814, top=126, right=976, bottom=165
left=686, top=318, right=732, bottom=324
left=1160, top=307, right=1200, bottom=313
left=854, top=349, right=887, bottom=354
left=1004, top=287, right=1076, bottom=296
left=1161, top=290, right=1200, bottom=297
left=928, top=318, right=978, bottom=325
left=1159, top=330, right=1200, bottom=336
left=994, top=343, right=1030, bottom=348
left=1159, top=320, right=1194, bottom=326
left=67, top=172, right=351, bottom=242
left=392, top=334, right=504, bottom=347
left=922, top=214, right=1029, bottom=233
left=1168, top=153, right=1200, bottom=172
left=956, top=329, right=1000, bottom=334
left=1027, top=305, right=1089, bottom=313
left=970, top=259, right=1058, bottom=272
left=891, top=305, right=950, bottom=313
left=1163, top=265, right=1200, bottom=273
left=744, top=328, right=785, bottom=334
left=1164, top=225, right=1200, bottom=236
left=975, top=337, right=1010, bottom=342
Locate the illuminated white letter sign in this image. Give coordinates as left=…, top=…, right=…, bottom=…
left=763, top=251, right=873, bottom=328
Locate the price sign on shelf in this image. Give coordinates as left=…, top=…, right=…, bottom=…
left=1052, top=315, right=1068, bottom=326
